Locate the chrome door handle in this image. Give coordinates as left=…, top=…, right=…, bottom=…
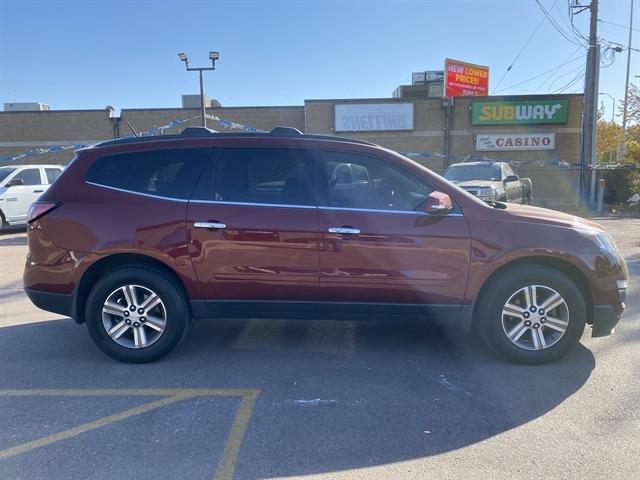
left=33, top=190, right=44, bottom=193
left=194, top=221, right=226, bottom=230
left=328, top=227, right=360, bottom=235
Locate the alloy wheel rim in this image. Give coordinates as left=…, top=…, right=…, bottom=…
left=501, top=284, right=569, bottom=351
left=101, top=284, right=167, bottom=349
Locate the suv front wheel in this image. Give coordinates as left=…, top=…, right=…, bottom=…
left=85, top=265, right=189, bottom=363
left=477, top=265, right=587, bottom=364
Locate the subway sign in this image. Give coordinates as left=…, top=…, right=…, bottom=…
left=471, top=100, right=568, bottom=125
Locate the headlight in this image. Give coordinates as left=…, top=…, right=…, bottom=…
left=574, top=227, right=617, bottom=253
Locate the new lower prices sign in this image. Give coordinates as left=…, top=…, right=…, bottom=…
left=476, top=133, right=556, bottom=151
left=445, top=59, right=489, bottom=97
left=472, top=100, right=569, bottom=125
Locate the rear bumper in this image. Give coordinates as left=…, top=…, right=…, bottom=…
left=591, top=304, right=623, bottom=337
left=24, top=288, right=73, bottom=318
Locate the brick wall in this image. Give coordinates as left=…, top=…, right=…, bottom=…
left=0, top=110, right=114, bottom=166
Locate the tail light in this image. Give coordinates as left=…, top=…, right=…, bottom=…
left=27, top=201, right=61, bottom=223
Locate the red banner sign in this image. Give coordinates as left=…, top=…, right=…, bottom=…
left=445, top=59, right=489, bottom=97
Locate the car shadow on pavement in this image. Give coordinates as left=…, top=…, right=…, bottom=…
left=0, top=316, right=595, bottom=479
left=0, top=235, right=27, bottom=247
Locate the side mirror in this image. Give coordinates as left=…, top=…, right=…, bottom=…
left=6, top=178, right=24, bottom=188
left=504, top=174, right=519, bottom=183
left=425, top=191, right=453, bottom=214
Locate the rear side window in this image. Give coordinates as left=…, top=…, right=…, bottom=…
left=194, top=148, right=315, bottom=206
left=13, top=168, right=42, bottom=186
left=86, top=148, right=211, bottom=199
left=45, top=168, right=62, bottom=184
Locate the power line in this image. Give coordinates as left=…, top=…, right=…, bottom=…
left=605, top=40, right=640, bottom=53
left=492, top=0, right=558, bottom=92
left=534, top=44, right=585, bottom=92
left=552, top=68, right=586, bottom=93
left=536, top=0, right=586, bottom=47
left=492, top=52, right=584, bottom=94
left=548, top=64, right=585, bottom=92
left=598, top=18, right=640, bottom=33
left=568, top=0, right=590, bottom=43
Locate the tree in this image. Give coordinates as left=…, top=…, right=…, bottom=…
left=596, top=118, right=623, bottom=162
left=619, top=83, right=640, bottom=126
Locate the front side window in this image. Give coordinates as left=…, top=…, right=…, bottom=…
left=319, top=151, right=432, bottom=212
left=198, top=148, right=315, bottom=206
left=12, top=168, right=42, bottom=186
left=86, top=148, right=211, bottom=199
left=0, top=166, right=18, bottom=183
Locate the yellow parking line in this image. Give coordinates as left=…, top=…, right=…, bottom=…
left=215, top=389, right=260, bottom=480
left=0, top=394, right=188, bottom=461
left=0, top=388, right=257, bottom=397
left=0, top=388, right=260, bottom=480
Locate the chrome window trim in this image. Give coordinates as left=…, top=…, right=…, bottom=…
left=320, top=206, right=463, bottom=217
left=85, top=181, right=189, bottom=203
left=189, top=199, right=317, bottom=210
left=189, top=199, right=463, bottom=216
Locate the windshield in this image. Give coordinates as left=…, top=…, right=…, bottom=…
left=444, top=164, right=501, bottom=182
left=0, top=166, right=18, bottom=183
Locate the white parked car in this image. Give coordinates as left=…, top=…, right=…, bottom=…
left=0, top=164, right=64, bottom=227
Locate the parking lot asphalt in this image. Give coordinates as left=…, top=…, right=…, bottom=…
left=0, top=218, right=638, bottom=480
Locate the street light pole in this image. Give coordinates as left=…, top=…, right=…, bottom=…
left=622, top=0, right=634, bottom=135
left=199, top=70, right=205, bottom=128
left=178, top=51, right=220, bottom=128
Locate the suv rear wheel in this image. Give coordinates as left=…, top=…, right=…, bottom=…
left=85, top=266, right=189, bottom=363
left=477, top=265, right=586, bottom=364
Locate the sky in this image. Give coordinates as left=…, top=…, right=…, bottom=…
left=0, top=0, right=637, bottom=122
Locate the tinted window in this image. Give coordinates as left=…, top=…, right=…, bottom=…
left=13, top=168, right=42, bottom=186
left=444, top=164, right=501, bottom=182
left=45, top=168, right=62, bottom=184
left=0, top=166, right=18, bottom=182
left=197, top=148, right=314, bottom=206
left=319, top=151, right=431, bottom=212
left=86, top=149, right=211, bottom=199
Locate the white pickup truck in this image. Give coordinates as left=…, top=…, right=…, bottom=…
left=0, top=164, right=64, bottom=227
left=443, top=161, right=533, bottom=204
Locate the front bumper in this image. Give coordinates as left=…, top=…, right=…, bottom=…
left=591, top=304, right=623, bottom=337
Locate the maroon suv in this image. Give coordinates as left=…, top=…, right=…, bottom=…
left=23, top=127, right=628, bottom=364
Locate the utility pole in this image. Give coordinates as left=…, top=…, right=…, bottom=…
left=575, top=0, right=600, bottom=205
left=442, top=97, right=454, bottom=167
left=622, top=0, right=634, bottom=136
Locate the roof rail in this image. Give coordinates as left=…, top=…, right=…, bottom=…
left=270, top=126, right=303, bottom=136
left=94, top=124, right=378, bottom=148
left=181, top=126, right=217, bottom=136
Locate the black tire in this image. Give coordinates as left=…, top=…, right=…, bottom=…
left=477, top=265, right=586, bottom=364
left=85, top=265, right=190, bottom=363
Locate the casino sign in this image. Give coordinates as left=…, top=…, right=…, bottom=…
left=476, top=133, right=556, bottom=151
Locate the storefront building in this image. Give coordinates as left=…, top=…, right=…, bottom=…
left=0, top=93, right=583, bottom=206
